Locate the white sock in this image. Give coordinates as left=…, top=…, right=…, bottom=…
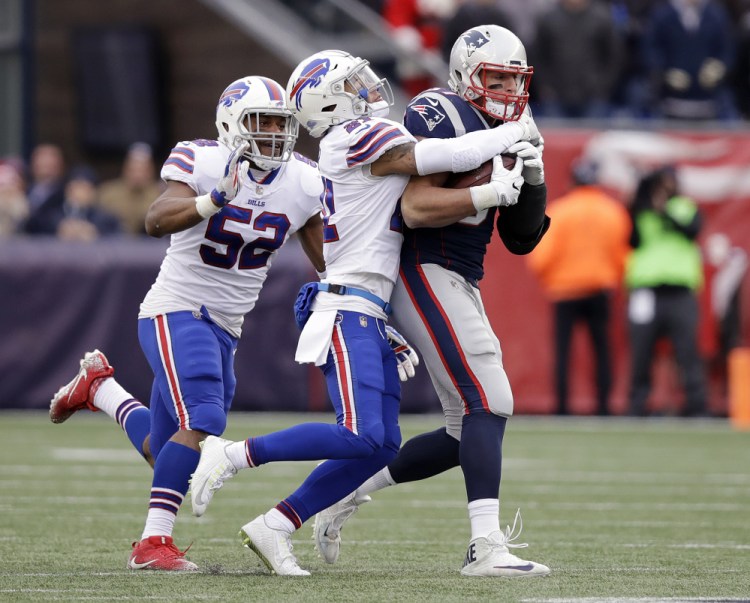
left=141, top=508, right=176, bottom=540
left=226, top=440, right=251, bottom=469
left=468, top=498, right=500, bottom=540
left=264, top=508, right=295, bottom=534
left=93, top=377, right=136, bottom=418
left=355, top=467, right=396, bottom=498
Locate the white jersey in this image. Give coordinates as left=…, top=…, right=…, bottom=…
left=139, top=139, right=322, bottom=338
left=315, top=116, right=415, bottom=313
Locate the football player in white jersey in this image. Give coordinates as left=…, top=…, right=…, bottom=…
left=49, top=76, right=325, bottom=571
left=313, top=26, right=551, bottom=578
left=188, top=49, right=539, bottom=576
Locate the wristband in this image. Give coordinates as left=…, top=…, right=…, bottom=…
left=195, top=193, right=222, bottom=219
left=470, top=184, right=497, bottom=212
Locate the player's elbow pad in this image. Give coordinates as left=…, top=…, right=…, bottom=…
left=498, top=184, right=549, bottom=254
left=414, top=122, right=525, bottom=176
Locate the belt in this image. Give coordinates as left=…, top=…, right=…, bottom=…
left=319, top=283, right=392, bottom=315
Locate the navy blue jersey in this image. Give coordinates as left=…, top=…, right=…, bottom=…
left=401, top=88, right=500, bottom=283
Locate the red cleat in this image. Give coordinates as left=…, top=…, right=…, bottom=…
left=49, top=349, right=114, bottom=424
left=127, top=536, right=198, bottom=571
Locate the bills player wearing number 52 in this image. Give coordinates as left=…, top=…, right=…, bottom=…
left=189, top=48, right=539, bottom=576
left=313, top=26, right=551, bottom=578
left=48, top=76, right=325, bottom=571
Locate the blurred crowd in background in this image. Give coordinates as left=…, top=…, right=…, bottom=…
left=298, top=0, right=750, bottom=121
left=352, top=0, right=750, bottom=121
left=3, top=0, right=750, bottom=241
left=0, top=141, right=163, bottom=241
left=0, top=0, right=748, bottom=417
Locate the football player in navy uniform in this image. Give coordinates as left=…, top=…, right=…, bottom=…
left=314, top=25, right=552, bottom=577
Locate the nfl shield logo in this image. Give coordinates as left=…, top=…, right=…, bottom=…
left=359, top=315, right=368, bottom=328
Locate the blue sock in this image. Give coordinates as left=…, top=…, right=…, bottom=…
left=149, top=441, right=200, bottom=512
left=247, top=423, right=376, bottom=465
left=115, top=400, right=151, bottom=459
left=281, top=446, right=398, bottom=526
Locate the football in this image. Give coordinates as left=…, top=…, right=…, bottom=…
left=444, top=154, right=516, bottom=189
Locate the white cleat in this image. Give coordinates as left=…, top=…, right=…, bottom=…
left=460, top=509, right=550, bottom=578
left=239, top=515, right=310, bottom=577
left=312, top=492, right=371, bottom=564
left=190, top=435, right=238, bottom=517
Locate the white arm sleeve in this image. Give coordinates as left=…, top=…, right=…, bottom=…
left=413, top=121, right=526, bottom=176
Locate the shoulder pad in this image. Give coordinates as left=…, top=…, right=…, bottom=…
left=294, top=160, right=323, bottom=197
left=293, top=151, right=318, bottom=168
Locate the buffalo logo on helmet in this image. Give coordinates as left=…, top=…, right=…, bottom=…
left=410, top=102, right=445, bottom=132
left=461, top=29, right=490, bottom=57
left=218, top=80, right=250, bottom=108
left=290, top=58, right=331, bottom=111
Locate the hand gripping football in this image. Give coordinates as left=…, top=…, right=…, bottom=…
left=444, top=154, right=516, bottom=189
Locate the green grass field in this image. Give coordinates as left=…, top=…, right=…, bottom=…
left=1, top=411, right=749, bottom=602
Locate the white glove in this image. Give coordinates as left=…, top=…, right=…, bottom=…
left=211, top=141, right=249, bottom=206
left=386, top=325, right=420, bottom=382
left=519, top=108, right=543, bottom=149
left=195, top=142, right=250, bottom=219
left=469, top=155, right=524, bottom=211
left=507, top=141, right=545, bottom=186
left=533, top=133, right=545, bottom=156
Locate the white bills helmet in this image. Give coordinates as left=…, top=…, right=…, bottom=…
left=286, top=50, right=394, bottom=138
left=215, top=76, right=298, bottom=171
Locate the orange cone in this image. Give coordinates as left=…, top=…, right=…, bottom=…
left=728, top=347, right=750, bottom=429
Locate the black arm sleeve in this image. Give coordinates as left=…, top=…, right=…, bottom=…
left=496, top=182, right=551, bottom=255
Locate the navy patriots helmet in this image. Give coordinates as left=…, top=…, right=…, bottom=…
left=286, top=49, right=394, bottom=138
left=215, top=76, right=298, bottom=171
left=448, top=25, right=532, bottom=122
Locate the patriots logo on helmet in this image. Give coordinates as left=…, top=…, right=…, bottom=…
left=218, top=81, right=250, bottom=107
left=290, top=58, right=331, bottom=111
left=461, top=29, right=490, bottom=57
left=410, top=103, right=445, bottom=131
